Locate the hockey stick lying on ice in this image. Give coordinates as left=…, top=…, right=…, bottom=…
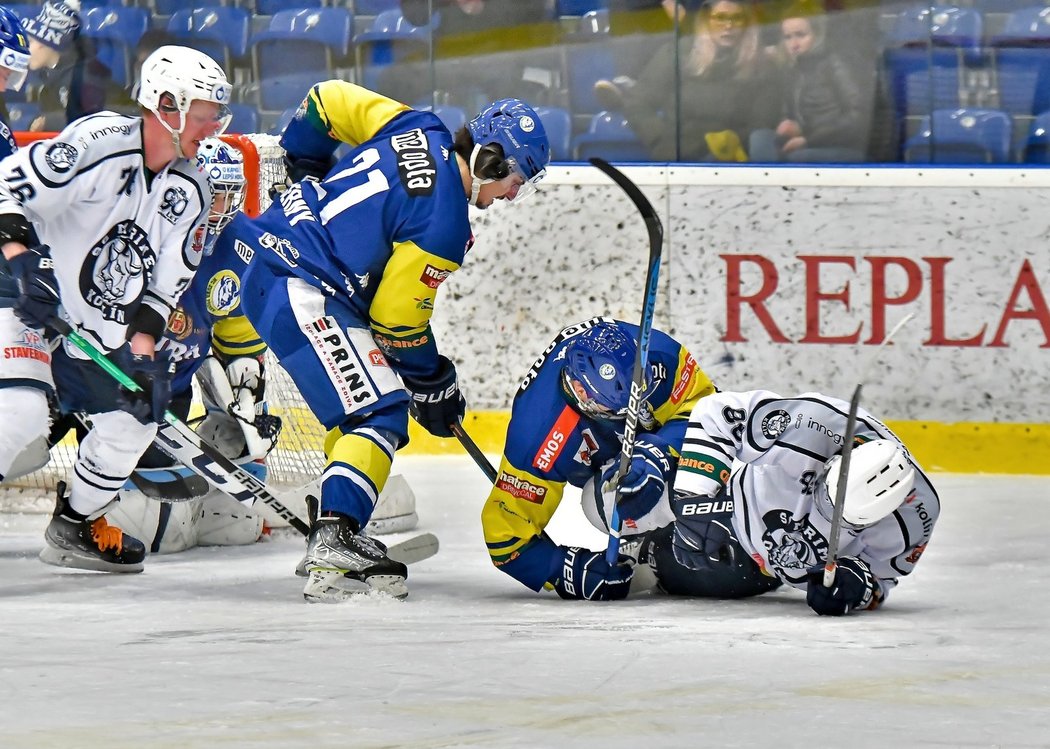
left=589, top=157, right=664, bottom=565
left=823, top=312, right=915, bottom=586
left=52, top=319, right=311, bottom=536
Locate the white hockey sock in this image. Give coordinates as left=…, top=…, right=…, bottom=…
left=70, top=410, right=157, bottom=517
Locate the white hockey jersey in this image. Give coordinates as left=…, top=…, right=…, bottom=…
left=675, top=390, right=939, bottom=601
left=0, top=112, right=211, bottom=352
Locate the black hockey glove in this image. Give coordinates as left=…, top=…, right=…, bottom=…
left=670, top=489, right=737, bottom=571
left=268, top=154, right=336, bottom=200
left=551, top=546, right=633, bottom=601
left=115, top=349, right=174, bottom=425
left=805, top=557, right=878, bottom=616
left=404, top=355, right=465, bottom=438
left=602, top=438, right=673, bottom=525
left=8, top=244, right=60, bottom=329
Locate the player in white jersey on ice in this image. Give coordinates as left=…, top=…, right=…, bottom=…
left=0, top=45, right=232, bottom=572
left=665, top=389, right=939, bottom=615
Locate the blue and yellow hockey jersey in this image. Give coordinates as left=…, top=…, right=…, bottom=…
left=159, top=219, right=265, bottom=396
left=248, top=81, right=473, bottom=381
left=481, top=317, right=717, bottom=591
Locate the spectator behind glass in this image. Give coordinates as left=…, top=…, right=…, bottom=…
left=748, top=10, right=870, bottom=163
left=593, top=0, right=779, bottom=162
left=21, top=0, right=120, bottom=132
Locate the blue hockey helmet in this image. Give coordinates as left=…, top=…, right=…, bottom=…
left=561, top=323, right=651, bottom=420
left=195, top=137, right=245, bottom=253
left=0, top=7, right=31, bottom=93
left=466, top=97, right=550, bottom=204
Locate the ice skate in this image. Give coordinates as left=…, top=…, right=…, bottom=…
left=299, top=514, right=408, bottom=602
left=40, top=482, right=146, bottom=573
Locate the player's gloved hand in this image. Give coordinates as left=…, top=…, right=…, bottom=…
left=603, top=439, right=673, bottom=524
left=116, top=349, right=174, bottom=425
left=805, top=556, right=878, bottom=616
left=404, top=355, right=465, bottom=438
left=551, top=546, right=633, bottom=601
left=670, top=489, right=737, bottom=571
left=8, top=244, right=60, bottom=329
left=268, top=153, right=336, bottom=200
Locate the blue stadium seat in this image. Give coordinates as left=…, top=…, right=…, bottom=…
left=903, top=108, right=1013, bottom=163
left=556, top=0, right=608, bottom=15
left=252, top=7, right=353, bottom=85
left=418, top=104, right=466, bottom=134
left=256, top=71, right=318, bottom=112
left=991, top=7, right=1050, bottom=116
left=5, top=5, right=39, bottom=22
left=6, top=102, right=40, bottom=131
left=167, top=7, right=251, bottom=72
left=565, top=44, right=617, bottom=118
left=257, top=0, right=324, bottom=14
left=354, top=9, right=433, bottom=87
left=354, top=0, right=402, bottom=14
left=227, top=103, right=260, bottom=135
left=573, top=110, right=648, bottom=161
left=82, top=6, right=150, bottom=87
left=535, top=105, right=572, bottom=161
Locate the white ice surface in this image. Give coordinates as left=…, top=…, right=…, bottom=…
left=1, top=458, right=1048, bottom=748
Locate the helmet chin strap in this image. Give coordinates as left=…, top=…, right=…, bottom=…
left=467, top=144, right=496, bottom=207
left=154, top=109, right=187, bottom=160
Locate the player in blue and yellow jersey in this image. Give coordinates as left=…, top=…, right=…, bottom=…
left=481, top=317, right=719, bottom=601
left=231, top=81, right=551, bottom=601
left=0, top=7, right=30, bottom=160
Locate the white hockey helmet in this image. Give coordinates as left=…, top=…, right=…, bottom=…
left=818, top=439, right=916, bottom=528
left=137, top=45, right=232, bottom=136
left=196, top=137, right=245, bottom=245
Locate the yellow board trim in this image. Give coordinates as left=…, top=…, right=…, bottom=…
left=400, top=413, right=1050, bottom=475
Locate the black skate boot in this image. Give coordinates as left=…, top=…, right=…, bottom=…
left=299, top=513, right=408, bottom=602
left=39, top=482, right=146, bottom=573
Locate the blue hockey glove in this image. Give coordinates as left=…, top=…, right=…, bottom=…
left=8, top=245, right=60, bottom=329
left=670, top=489, right=737, bottom=571
left=805, top=557, right=878, bottom=616
left=404, top=355, right=465, bottom=438
left=551, top=546, right=633, bottom=601
left=116, top=350, right=174, bottom=425
left=604, top=439, right=672, bottom=525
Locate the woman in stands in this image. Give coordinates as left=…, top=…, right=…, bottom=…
left=592, top=0, right=780, bottom=161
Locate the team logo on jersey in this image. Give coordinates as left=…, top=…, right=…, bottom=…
left=761, top=409, right=792, bottom=439
left=159, top=186, right=190, bottom=224
left=420, top=264, right=451, bottom=289
left=259, top=232, right=299, bottom=268
left=79, top=220, right=155, bottom=325
left=391, top=128, right=435, bottom=196
left=166, top=308, right=194, bottom=341
left=205, top=270, right=240, bottom=317
left=573, top=428, right=599, bottom=466
left=44, top=142, right=77, bottom=173
left=761, top=510, right=829, bottom=584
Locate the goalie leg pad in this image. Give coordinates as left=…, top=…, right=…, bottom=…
left=196, top=490, right=264, bottom=547
left=0, top=387, right=50, bottom=479
left=107, top=492, right=203, bottom=554
left=365, top=474, right=418, bottom=535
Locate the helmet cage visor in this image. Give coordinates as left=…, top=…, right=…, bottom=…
left=0, top=47, right=29, bottom=92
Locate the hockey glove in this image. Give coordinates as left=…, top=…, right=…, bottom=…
left=8, top=244, right=60, bottom=329
left=268, top=154, right=335, bottom=200
left=115, top=350, right=174, bottom=425
left=404, top=355, right=466, bottom=438
left=670, top=489, right=737, bottom=571
left=551, top=546, right=633, bottom=601
left=603, top=439, right=673, bottom=525
left=805, top=556, right=878, bottom=616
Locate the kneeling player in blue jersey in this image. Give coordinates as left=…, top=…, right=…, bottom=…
left=229, top=81, right=551, bottom=601
left=479, top=317, right=769, bottom=601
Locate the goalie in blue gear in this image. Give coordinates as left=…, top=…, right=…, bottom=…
left=230, top=81, right=550, bottom=601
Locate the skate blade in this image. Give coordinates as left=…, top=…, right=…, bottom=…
left=302, top=569, right=408, bottom=602
left=39, top=546, right=144, bottom=574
